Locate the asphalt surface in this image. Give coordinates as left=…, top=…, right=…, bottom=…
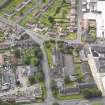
left=77, top=0, right=83, bottom=42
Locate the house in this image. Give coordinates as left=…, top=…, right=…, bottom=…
left=23, top=0, right=32, bottom=5
left=55, top=78, right=64, bottom=91
left=2, top=83, right=10, bottom=91
left=16, top=3, right=25, bottom=12
left=16, top=0, right=32, bottom=12
left=0, top=54, right=4, bottom=65
left=70, top=0, right=76, bottom=5
left=59, top=87, right=80, bottom=96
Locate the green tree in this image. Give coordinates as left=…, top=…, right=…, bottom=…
left=36, top=72, right=44, bottom=82
left=14, top=49, right=21, bottom=58
left=28, top=76, right=36, bottom=85
left=24, top=57, right=31, bottom=65
left=48, top=16, right=54, bottom=23
left=64, top=75, right=71, bottom=84
left=81, top=88, right=102, bottom=99
left=42, top=0, right=46, bottom=3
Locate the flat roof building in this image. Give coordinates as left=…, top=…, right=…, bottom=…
left=87, top=44, right=105, bottom=95
left=83, top=0, right=105, bottom=38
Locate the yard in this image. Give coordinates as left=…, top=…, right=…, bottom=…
left=0, top=31, right=5, bottom=42
left=20, top=0, right=71, bottom=28
left=39, top=0, right=70, bottom=27
left=56, top=93, right=82, bottom=100
left=0, top=0, right=47, bottom=22
left=0, top=0, right=23, bottom=15
left=92, top=103, right=103, bottom=105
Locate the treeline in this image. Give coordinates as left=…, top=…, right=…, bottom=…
left=81, top=88, right=102, bottom=99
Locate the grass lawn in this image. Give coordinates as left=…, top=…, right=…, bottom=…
left=0, top=32, right=5, bottom=42
left=65, top=32, right=77, bottom=40
left=56, top=94, right=82, bottom=100
left=39, top=82, right=46, bottom=102
left=75, top=63, right=83, bottom=82
left=92, top=102, right=103, bottom=105
left=45, top=48, right=52, bottom=67
left=44, top=41, right=56, bottom=68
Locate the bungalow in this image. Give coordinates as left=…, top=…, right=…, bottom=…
left=16, top=0, right=32, bottom=12
left=23, top=0, right=32, bottom=5
left=0, top=54, right=4, bottom=65
left=16, top=3, right=25, bottom=12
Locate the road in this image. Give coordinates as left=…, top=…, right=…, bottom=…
left=38, top=42, right=55, bottom=105
left=77, top=0, right=83, bottom=42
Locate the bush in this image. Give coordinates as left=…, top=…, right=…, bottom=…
left=28, top=76, right=36, bottom=85
left=48, top=16, right=54, bottom=23
left=81, top=88, right=102, bottom=99
left=64, top=75, right=71, bottom=84
left=36, top=72, right=44, bottom=82
left=24, top=57, right=31, bottom=65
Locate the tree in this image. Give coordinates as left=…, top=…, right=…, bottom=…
left=81, top=88, right=102, bottom=99
left=55, top=7, right=60, bottom=14
left=48, top=16, right=54, bottom=23
left=0, top=99, right=16, bottom=105
left=33, top=58, right=40, bottom=66
left=28, top=76, right=36, bottom=85
left=24, top=57, right=31, bottom=65
left=50, top=39, right=56, bottom=43
left=42, top=0, right=46, bottom=3
left=15, top=49, right=21, bottom=58
left=37, top=51, right=43, bottom=60
left=51, top=80, right=57, bottom=91
left=64, top=75, right=71, bottom=84
left=36, top=72, right=44, bottom=82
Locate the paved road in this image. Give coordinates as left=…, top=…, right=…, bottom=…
left=77, top=0, right=83, bottom=42
left=39, top=44, right=55, bottom=105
